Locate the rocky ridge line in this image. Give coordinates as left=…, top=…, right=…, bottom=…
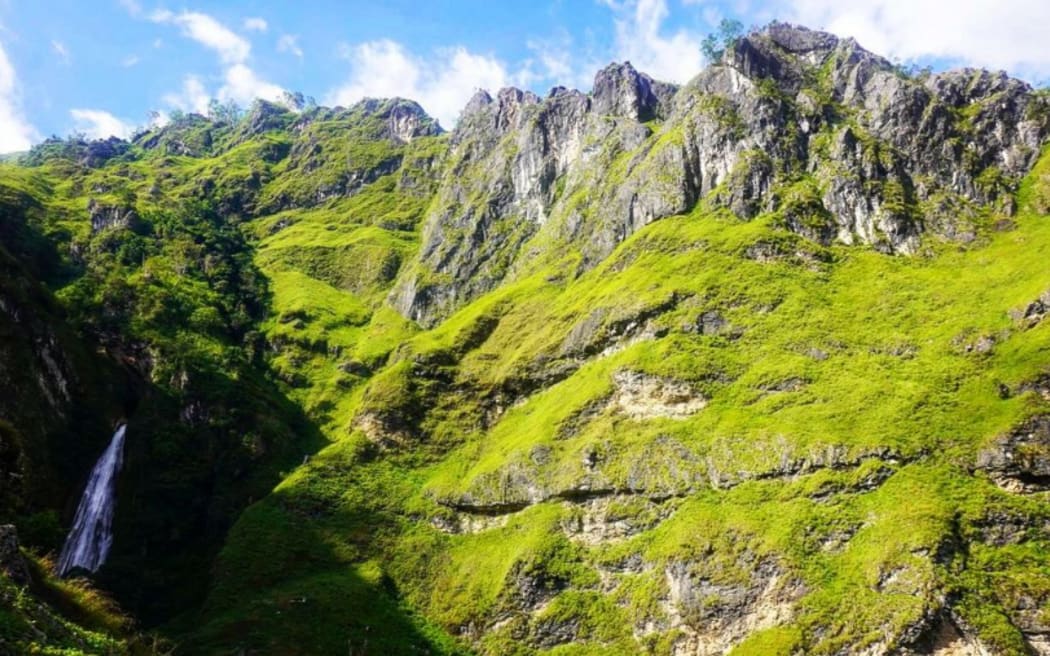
left=392, top=22, right=1049, bottom=327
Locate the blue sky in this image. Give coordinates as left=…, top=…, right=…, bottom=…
left=0, top=0, right=1048, bottom=152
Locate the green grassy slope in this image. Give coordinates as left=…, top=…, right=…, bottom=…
left=0, top=99, right=450, bottom=650
left=0, top=87, right=1048, bottom=655
left=193, top=147, right=1050, bottom=653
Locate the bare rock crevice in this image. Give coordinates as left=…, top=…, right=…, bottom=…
left=976, top=415, right=1050, bottom=493
left=609, top=370, right=708, bottom=420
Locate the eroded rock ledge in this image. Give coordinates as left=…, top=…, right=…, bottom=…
left=977, top=415, right=1050, bottom=494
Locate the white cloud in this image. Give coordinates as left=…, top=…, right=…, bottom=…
left=162, top=75, right=211, bottom=114
left=51, top=39, right=70, bottom=64
left=150, top=9, right=250, bottom=64
left=218, top=63, right=285, bottom=105
left=118, top=0, right=142, bottom=17
left=151, top=10, right=286, bottom=114
left=0, top=39, right=37, bottom=152
left=698, top=5, right=723, bottom=28
left=522, top=32, right=597, bottom=91
left=121, top=54, right=139, bottom=67
left=243, top=17, right=268, bottom=33
left=601, top=0, right=705, bottom=84
left=147, top=110, right=171, bottom=129
left=327, top=39, right=515, bottom=127
left=70, top=108, right=135, bottom=140
left=277, top=34, right=303, bottom=58
left=163, top=66, right=285, bottom=114
left=527, top=39, right=573, bottom=81
left=780, top=0, right=1050, bottom=79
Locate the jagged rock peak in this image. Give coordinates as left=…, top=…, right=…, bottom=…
left=497, top=87, right=543, bottom=106
left=387, top=98, right=444, bottom=142
left=591, top=61, right=677, bottom=121
left=720, top=22, right=886, bottom=93
left=240, top=99, right=293, bottom=137
left=392, top=23, right=1050, bottom=327
left=463, top=88, right=494, bottom=115
left=346, top=97, right=443, bottom=142
left=756, top=21, right=842, bottom=54
left=456, top=61, right=677, bottom=135
left=455, top=86, right=543, bottom=140
left=925, top=68, right=1033, bottom=106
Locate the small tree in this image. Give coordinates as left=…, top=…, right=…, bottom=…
left=207, top=98, right=242, bottom=124
left=701, top=18, right=744, bottom=64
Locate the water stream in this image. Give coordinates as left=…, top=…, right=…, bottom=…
left=57, top=424, right=126, bottom=577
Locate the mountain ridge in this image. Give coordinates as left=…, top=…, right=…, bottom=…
left=0, top=20, right=1049, bottom=656
left=392, top=21, right=1049, bottom=326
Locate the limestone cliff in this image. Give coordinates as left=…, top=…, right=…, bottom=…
left=394, top=23, right=1048, bottom=326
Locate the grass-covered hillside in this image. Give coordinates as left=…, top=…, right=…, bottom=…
left=0, top=22, right=1049, bottom=656
left=0, top=97, right=444, bottom=649
left=195, top=147, right=1050, bottom=655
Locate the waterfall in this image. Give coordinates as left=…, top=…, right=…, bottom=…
left=57, top=424, right=126, bottom=577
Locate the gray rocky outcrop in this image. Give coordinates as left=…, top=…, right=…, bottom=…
left=664, top=557, right=801, bottom=655
left=383, top=98, right=444, bottom=142
left=238, top=99, right=294, bottom=137
left=977, top=415, right=1050, bottom=493
left=591, top=61, right=676, bottom=121
left=78, top=137, right=130, bottom=169
left=393, top=23, right=1050, bottom=327
left=87, top=199, right=140, bottom=233
left=1010, top=289, right=1050, bottom=328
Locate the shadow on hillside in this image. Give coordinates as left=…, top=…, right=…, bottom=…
left=175, top=484, right=462, bottom=655
left=94, top=350, right=331, bottom=627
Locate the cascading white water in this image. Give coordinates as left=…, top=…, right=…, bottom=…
left=57, top=424, right=126, bottom=577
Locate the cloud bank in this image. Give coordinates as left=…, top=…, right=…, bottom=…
left=0, top=40, right=37, bottom=152
left=327, top=40, right=518, bottom=128
left=151, top=9, right=285, bottom=110
left=603, top=0, right=705, bottom=84
left=70, top=109, right=135, bottom=140
left=781, top=0, right=1050, bottom=79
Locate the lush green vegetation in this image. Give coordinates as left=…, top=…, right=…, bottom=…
left=0, top=97, right=452, bottom=653
left=195, top=156, right=1050, bottom=651
left=0, top=84, right=1047, bottom=655
left=0, top=551, right=175, bottom=654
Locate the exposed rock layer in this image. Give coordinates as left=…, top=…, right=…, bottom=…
left=393, top=23, right=1049, bottom=326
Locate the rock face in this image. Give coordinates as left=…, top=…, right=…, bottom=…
left=384, top=98, right=444, bottom=142
left=393, top=22, right=1049, bottom=326
left=87, top=199, right=140, bottom=233
left=664, top=558, right=800, bottom=656
left=977, top=415, right=1050, bottom=493
left=391, top=63, right=678, bottom=326
left=0, top=525, right=31, bottom=586
left=237, top=99, right=294, bottom=138
left=78, top=137, right=130, bottom=169
left=610, top=370, right=707, bottom=419
left=591, top=61, right=677, bottom=121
